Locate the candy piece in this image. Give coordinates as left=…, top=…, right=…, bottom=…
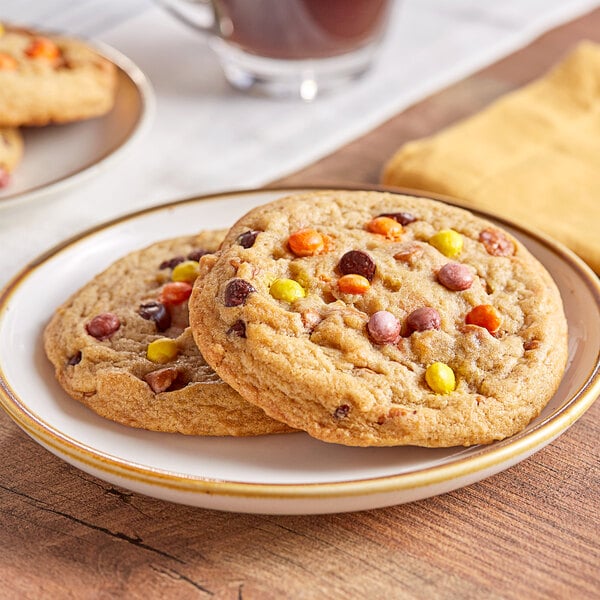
left=405, top=307, right=441, bottom=335
left=270, top=278, right=306, bottom=303
left=138, top=301, right=171, bottom=332
left=224, top=279, right=256, bottom=307
left=287, top=229, right=326, bottom=257
left=425, top=362, right=456, bottom=394
left=429, top=230, right=463, bottom=258
left=187, top=248, right=210, bottom=262
left=0, top=23, right=4, bottom=37
left=159, top=256, right=184, bottom=270
left=366, top=216, right=403, bottom=240
left=367, top=311, right=401, bottom=344
left=437, top=262, right=474, bottom=291
left=338, top=250, right=376, bottom=281
left=0, top=53, right=17, bottom=70
left=479, top=228, right=515, bottom=257
left=333, top=404, right=350, bottom=419
left=227, top=320, right=246, bottom=338
left=0, top=168, right=10, bottom=188
left=237, top=230, right=260, bottom=249
left=465, top=304, right=501, bottom=333
left=171, top=260, right=200, bottom=283
left=159, top=281, right=193, bottom=306
left=86, top=313, right=120, bottom=340
left=25, top=37, right=60, bottom=60
left=147, top=338, right=178, bottom=363
left=378, top=212, right=417, bottom=225
left=338, top=274, right=370, bottom=295
left=144, top=367, right=179, bottom=393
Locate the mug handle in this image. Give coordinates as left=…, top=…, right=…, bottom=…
left=158, top=0, right=217, bottom=34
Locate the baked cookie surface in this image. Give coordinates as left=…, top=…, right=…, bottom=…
left=43, top=231, right=291, bottom=436
left=0, top=24, right=116, bottom=127
left=189, top=191, right=568, bottom=447
left=0, top=127, right=23, bottom=185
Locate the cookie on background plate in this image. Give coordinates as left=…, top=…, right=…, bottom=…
left=0, top=126, right=23, bottom=186
left=43, top=231, right=292, bottom=437
left=189, top=190, right=568, bottom=447
left=0, top=23, right=116, bottom=127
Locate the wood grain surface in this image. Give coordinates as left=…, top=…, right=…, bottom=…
left=2, top=9, right=599, bottom=600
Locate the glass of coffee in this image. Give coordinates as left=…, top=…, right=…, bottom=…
left=159, top=0, right=394, bottom=100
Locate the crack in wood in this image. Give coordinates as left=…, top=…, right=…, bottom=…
left=150, top=565, right=214, bottom=595
left=0, top=482, right=184, bottom=564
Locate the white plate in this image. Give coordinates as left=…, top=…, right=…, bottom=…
left=0, top=41, right=155, bottom=209
left=0, top=188, right=599, bottom=514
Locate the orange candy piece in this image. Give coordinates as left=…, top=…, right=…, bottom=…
left=288, top=229, right=326, bottom=257
left=0, top=53, right=17, bottom=70
left=366, top=216, right=403, bottom=240
left=338, top=274, right=370, bottom=295
left=159, top=281, right=193, bottom=306
left=25, top=37, right=60, bottom=60
left=465, top=304, right=501, bottom=333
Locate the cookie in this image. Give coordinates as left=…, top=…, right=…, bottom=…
left=0, top=24, right=116, bottom=127
left=189, top=191, right=568, bottom=447
left=43, top=231, right=291, bottom=436
left=0, top=127, right=23, bottom=186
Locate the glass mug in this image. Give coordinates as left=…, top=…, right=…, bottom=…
left=159, top=0, right=394, bottom=99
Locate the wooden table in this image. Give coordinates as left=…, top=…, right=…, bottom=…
left=2, top=10, right=599, bottom=599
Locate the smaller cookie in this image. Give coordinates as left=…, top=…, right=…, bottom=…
left=0, top=24, right=117, bottom=127
left=0, top=127, right=23, bottom=187
left=43, top=231, right=292, bottom=437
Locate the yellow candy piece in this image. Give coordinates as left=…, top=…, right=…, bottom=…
left=429, top=229, right=463, bottom=258
left=270, top=278, right=306, bottom=303
left=147, top=338, right=179, bottom=364
left=425, top=362, right=456, bottom=394
left=171, top=260, right=200, bottom=283
left=0, top=23, right=4, bottom=37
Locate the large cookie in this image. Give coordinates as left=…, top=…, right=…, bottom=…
left=43, top=231, right=291, bottom=436
left=189, top=191, right=568, bottom=447
left=0, top=24, right=116, bottom=127
left=0, top=127, right=23, bottom=186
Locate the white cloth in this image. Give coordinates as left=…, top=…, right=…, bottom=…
left=1, top=0, right=598, bottom=288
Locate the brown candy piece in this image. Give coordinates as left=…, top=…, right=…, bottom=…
left=338, top=250, right=376, bottom=282
left=224, top=279, right=256, bottom=307
left=437, top=263, right=474, bottom=291
left=479, top=228, right=515, bottom=257
left=378, top=211, right=417, bottom=225
left=138, top=301, right=171, bottom=332
left=159, top=256, right=185, bottom=270
left=86, top=313, right=121, bottom=340
left=144, top=367, right=179, bottom=393
left=405, top=307, right=441, bottom=335
left=187, top=248, right=211, bottom=262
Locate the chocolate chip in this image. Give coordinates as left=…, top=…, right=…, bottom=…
left=333, top=404, right=350, bottom=419
left=227, top=320, right=246, bottom=338
left=67, top=351, right=82, bottom=366
left=139, top=301, right=171, bottom=332
left=378, top=212, right=417, bottom=225
left=144, top=367, right=179, bottom=393
left=86, top=313, right=121, bottom=340
left=159, top=256, right=185, bottom=270
left=187, top=248, right=210, bottom=262
left=237, top=230, right=260, bottom=249
left=437, top=263, right=474, bottom=291
left=404, top=307, right=441, bottom=335
left=224, top=279, right=256, bottom=307
left=479, top=228, right=515, bottom=257
left=338, top=250, right=376, bottom=282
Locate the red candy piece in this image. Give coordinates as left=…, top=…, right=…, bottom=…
left=466, top=304, right=501, bottom=333
left=86, top=313, right=120, bottom=340
left=159, top=281, right=193, bottom=305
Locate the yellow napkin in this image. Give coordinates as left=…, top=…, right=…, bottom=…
left=382, top=42, right=600, bottom=274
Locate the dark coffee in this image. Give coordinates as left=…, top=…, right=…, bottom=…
left=214, top=0, right=391, bottom=60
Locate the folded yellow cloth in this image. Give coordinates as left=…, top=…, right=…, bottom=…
left=382, top=42, right=600, bottom=274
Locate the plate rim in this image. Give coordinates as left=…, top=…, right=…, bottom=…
left=1, top=185, right=599, bottom=501
left=0, top=38, right=156, bottom=208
